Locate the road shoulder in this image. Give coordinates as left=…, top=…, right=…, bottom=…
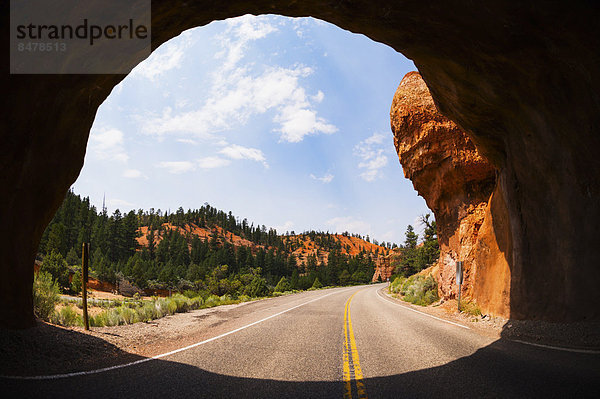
left=377, top=285, right=600, bottom=352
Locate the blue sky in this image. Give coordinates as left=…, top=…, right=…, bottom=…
left=73, top=15, right=430, bottom=246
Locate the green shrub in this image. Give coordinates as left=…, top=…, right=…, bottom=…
left=40, top=251, right=70, bottom=292
left=138, top=302, right=156, bottom=322
left=89, top=308, right=124, bottom=327
left=204, top=295, right=221, bottom=308
left=237, top=295, right=251, bottom=303
left=310, top=277, right=323, bottom=290
left=70, top=273, right=82, bottom=295
left=189, top=296, right=204, bottom=309
left=183, top=289, right=198, bottom=299
left=90, top=310, right=110, bottom=327
left=397, top=274, right=439, bottom=306
left=119, top=306, right=138, bottom=325
left=153, top=298, right=170, bottom=318
left=274, top=276, right=291, bottom=293
left=164, top=298, right=178, bottom=315
left=459, top=300, right=482, bottom=316
left=169, top=294, right=189, bottom=313
left=56, top=305, right=83, bottom=327
left=389, top=276, right=406, bottom=294
left=245, top=276, right=268, bottom=298
left=33, top=271, right=60, bottom=321
left=107, top=308, right=123, bottom=326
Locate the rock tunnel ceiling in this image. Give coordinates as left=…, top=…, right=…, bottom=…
left=2, top=1, right=600, bottom=328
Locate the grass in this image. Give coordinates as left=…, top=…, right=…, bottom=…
left=41, top=292, right=259, bottom=328
left=35, top=275, right=358, bottom=328
left=459, top=300, right=482, bottom=317
left=55, top=305, right=83, bottom=327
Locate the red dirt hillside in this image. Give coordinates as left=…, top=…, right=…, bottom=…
left=137, top=223, right=256, bottom=249
left=281, top=233, right=390, bottom=266
left=136, top=224, right=391, bottom=267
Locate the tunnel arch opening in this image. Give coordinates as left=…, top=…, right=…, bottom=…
left=56, top=14, right=431, bottom=310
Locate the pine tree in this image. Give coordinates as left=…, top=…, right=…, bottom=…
left=311, top=277, right=323, bottom=289
left=40, top=250, right=70, bottom=291
left=274, top=276, right=291, bottom=292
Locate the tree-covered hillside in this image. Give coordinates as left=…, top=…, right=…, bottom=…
left=38, top=190, right=391, bottom=296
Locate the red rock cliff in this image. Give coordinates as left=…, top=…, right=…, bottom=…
left=372, top=249, right=401, bottom=282
left=390, top=72, right=511, bottom=317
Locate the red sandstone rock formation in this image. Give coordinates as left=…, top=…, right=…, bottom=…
left=390, top=72, right=511, bottom=317
left=371, top=251, right=399, bottom=282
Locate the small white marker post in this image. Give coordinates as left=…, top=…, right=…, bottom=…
left=456, top=261, right=463, bottom=312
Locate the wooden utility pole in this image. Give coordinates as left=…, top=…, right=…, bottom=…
left=82, top=242, right=90, bottom=330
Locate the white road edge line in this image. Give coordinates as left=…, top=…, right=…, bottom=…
left=377, top=286, right=600, bottom=355
left=375, top=286, right=470, bottom=330
left=3, top=289, right=350, bottom=381
left=510, top=339, right=600, bottom=354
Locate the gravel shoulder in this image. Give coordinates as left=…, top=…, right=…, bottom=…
left=380, top=287, right=600, bottom=351
left=0, top=301, right=254, bottom=377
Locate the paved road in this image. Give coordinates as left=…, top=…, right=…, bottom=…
left=3, top=284, right=599, bottom=398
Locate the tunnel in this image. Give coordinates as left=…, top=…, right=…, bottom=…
left=2, top=1, right=599, bottom=328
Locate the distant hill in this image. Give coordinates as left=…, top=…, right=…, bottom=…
left=37, top=189, right=397, bottom=294
left=281, top=233, right=390, bottom=266
left=135, top=222, right=392, bottom=267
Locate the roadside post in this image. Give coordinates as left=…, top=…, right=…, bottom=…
left=82, top=242, right=90, bottom=330
left=456, top=261, right=463, bottom=312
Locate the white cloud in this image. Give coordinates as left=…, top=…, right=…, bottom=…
left=310, top=173, right=334, bottom=183
left=379, top=231, right=397, bottom=242
left=197, top=156, right=231, bottom=169
left=364, top=133, right=387, bottom=145
left=176, top=138, right=198, bottom=145
left=140, top=65, right=335, bottom=143
left=131, top=31, right=193, bottom=81
left=311, top=90, right=325, bottom=103
left=354, top=133, right=390, bottom=181
left=123, top=169, right=146, bottom=179
left=157, top=161, right=196, bottom=174
left=232, top=14, right=278, bottom=41
left=156, top=149, right=259, bottom=173
left=138, top=16, right=335, bottom=144
left=275, top=220, right=295, bottom=232
left=219, top=144, right=268, bottom=168
left=88, top=127, right=128, bottom=163
left=216, top=15, right=278, bottom=71
left=275, top=103, right=337, bottom=143
left=326, top=216, right=371, bottom=235
left=139, top=105, right=221, bottom=140
left=106, top=198, right=135, bottom=210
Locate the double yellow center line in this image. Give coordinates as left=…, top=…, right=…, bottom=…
left=343, top=290, right=368, bottom=399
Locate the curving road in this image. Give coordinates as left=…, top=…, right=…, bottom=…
left=3, top=284, right=599, bottom=398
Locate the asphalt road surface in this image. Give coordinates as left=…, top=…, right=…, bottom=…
left=3, top=284, right=599, bottom=398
